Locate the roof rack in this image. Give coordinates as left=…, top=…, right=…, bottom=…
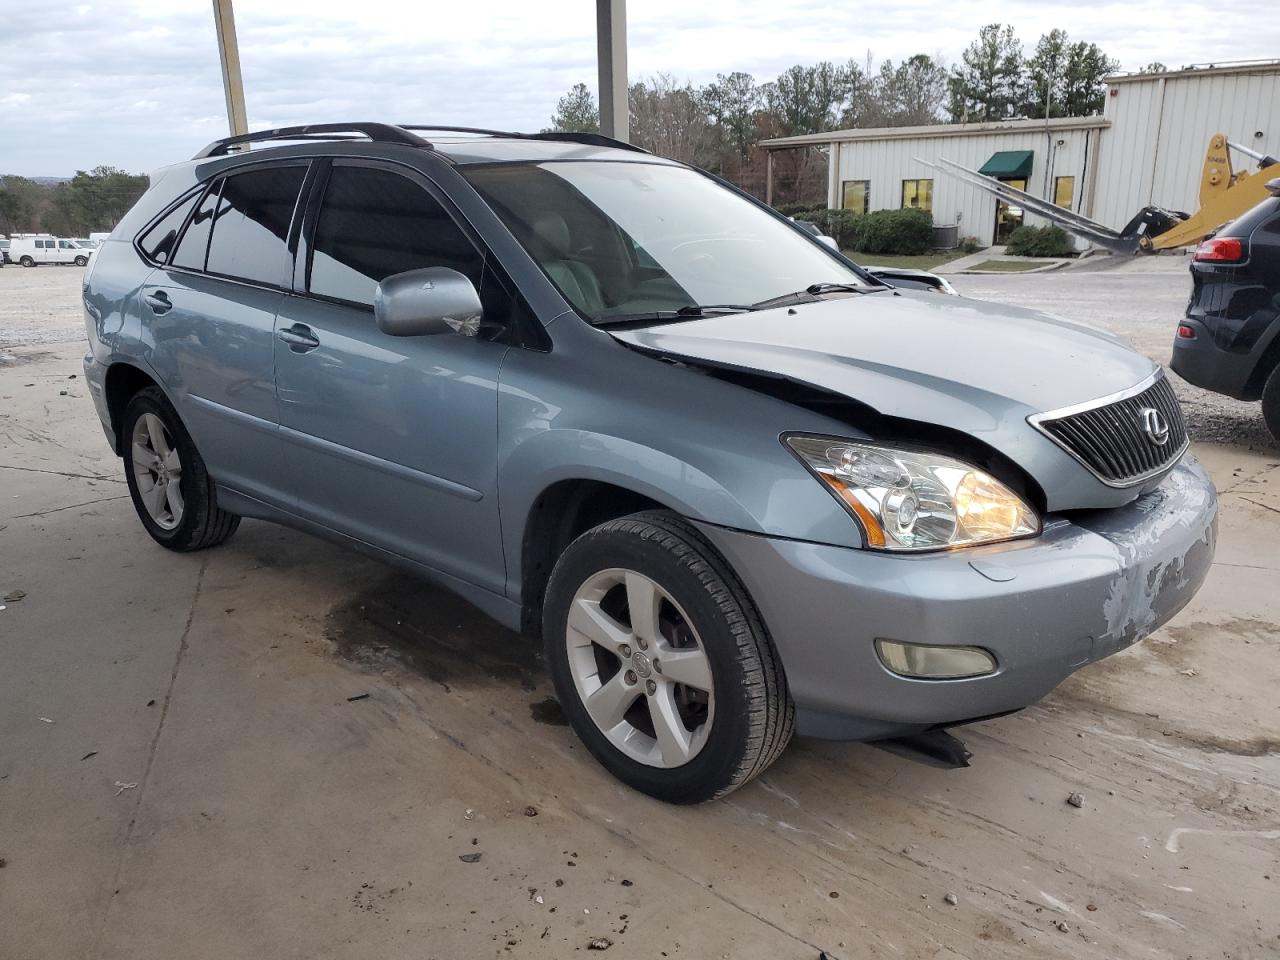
left=396, top=124, right=650, bottom=152
left=399, top=125, right=647, bottom=153
left=192, top=122, right=650, bottom=161
left=399, top=125, right=522, bottom=137
left=524, top=132, right=649, bottom=154
left=193, top=123, right=431, bottom=159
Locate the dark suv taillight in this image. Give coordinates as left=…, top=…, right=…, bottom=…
left=1192, top=237, right=1244, bottom=262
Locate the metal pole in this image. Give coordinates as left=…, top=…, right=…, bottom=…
left=212, top=0, right=248, bottom=137
left=766, top=150, right=774, bottom=206
left=596, top=0, right=628, bottom=142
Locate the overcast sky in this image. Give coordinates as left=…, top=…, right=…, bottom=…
left=2, top=0, right=1276, bottom=177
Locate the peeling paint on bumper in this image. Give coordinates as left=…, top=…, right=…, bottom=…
left=694, top=457, right=1218, bottom=740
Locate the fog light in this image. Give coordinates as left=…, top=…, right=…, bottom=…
left=875, top=639, right=997, bottom=679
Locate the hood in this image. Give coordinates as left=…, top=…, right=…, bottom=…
left=611, top=291, right=1158, bottom=507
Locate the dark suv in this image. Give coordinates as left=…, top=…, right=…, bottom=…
left=1172, top=179, right=1280, bottom=441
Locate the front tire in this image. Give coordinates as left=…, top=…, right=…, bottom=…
left=122, top=387, right=240, bottom=551
left=1263, top=363, right=1280, bottom=445
left=19, top=256, right=34, bottom=267
left=543, top=511, right=793, bottom=803
left=74, top=255, right=88, bottom=266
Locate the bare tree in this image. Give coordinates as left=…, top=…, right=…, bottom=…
left=628, top=74, right=716, bottom=166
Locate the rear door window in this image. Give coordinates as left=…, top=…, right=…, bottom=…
left=139, top=191, right=201, bottom=264
left=204, top=165, right=306, bottom=287
left=308, top=164, right=483, bottom=307
left=170, top=183, right=221, bottom=272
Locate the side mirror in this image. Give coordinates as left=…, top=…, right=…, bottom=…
left=374, top=266, right=484, bottom=337
left=817, top=235, right=839, bottom=251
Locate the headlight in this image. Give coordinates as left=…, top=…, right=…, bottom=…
left=784, top=436, right=1040, bottom=551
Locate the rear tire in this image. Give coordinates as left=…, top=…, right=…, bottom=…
left=1263, top=363, right=1280, bottom=445
left=122, top=386, right=240, bottom=551
left=543, top=511, right=793, bottom=803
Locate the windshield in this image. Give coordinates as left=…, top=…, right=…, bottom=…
left=464, top=161, right=870, bottom=322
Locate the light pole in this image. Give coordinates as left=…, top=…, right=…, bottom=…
left=212, top=0, right=248, bottom=137
left=596, top=0, right=628, bottom=142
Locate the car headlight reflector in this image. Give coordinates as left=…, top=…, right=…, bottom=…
left=784, top=436, right=1039, bottom=551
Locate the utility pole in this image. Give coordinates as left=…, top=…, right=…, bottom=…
left=212, top=0, right=248, bottom=137
left=596, top=0, right=628, bottom=142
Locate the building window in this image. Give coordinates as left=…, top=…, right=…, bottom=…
left=841, top=180, right=870, bottom=214
left=1054, top=176, right=1075, bottom=209
left=901, top=179, right=933, bottom=212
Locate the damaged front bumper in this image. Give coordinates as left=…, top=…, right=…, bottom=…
left=694, top=457, right=1218, bottom=740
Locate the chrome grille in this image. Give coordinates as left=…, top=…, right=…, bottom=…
left=1030, top=373, right=1188, bottom=487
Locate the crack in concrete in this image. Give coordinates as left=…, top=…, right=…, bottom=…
left=88, top=556, right=208, bottom=959
left=0, top=463, right=125, bottom=483
left=1239, top=496, right=1280, bottom=517
left=14, top=494, right=128, bottom=518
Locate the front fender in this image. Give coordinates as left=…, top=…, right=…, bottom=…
left=496, top=331, right=868, bottom=602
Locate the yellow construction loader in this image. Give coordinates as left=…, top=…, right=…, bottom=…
left=922, top=133, right=1279, bottom=254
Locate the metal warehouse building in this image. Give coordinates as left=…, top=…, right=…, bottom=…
left=762, top=61, right=1280, bottom=248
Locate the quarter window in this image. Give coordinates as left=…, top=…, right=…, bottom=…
left=901, top=179, right=933, bottom=212
left=841, top=180, right=870, bottom=215
left=308, top=165, right=483, bottom=307
left=139, top=191, right=201, bottom=264
left=170, top=183, right=221, bottom=272
left=204, top=166, right=306, bottom=287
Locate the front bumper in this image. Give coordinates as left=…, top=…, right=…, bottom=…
left=696, top=457, right=1218, bottom=740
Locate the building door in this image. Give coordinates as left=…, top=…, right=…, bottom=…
left=994, top=178, right=1027, bottom=244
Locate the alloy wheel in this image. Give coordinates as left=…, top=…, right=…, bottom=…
left=565, top=568, right=715, bottom=768
left=131, top=412, right=184, bottom=530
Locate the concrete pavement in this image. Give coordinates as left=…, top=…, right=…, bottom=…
left=1, top=299, right=1278, bottom=958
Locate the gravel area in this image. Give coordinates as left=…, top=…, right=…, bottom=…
left=2, top=254, right=1274, bottom=450
left=0, top=262, right=86, bottom=347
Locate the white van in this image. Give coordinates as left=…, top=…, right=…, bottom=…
left=10, top=236, right=91, bottom=267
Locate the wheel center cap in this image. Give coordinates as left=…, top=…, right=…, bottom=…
left=631, top=650, right=653, bottom=678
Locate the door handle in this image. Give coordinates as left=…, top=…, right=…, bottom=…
left=278, top=323, right=320, bottom=353
left=143, top=290, right=172, bottom=315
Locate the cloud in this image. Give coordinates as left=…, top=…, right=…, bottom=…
left=0, top=0, right=1276, bottom=175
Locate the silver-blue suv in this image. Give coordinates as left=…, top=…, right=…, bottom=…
left=83, top=123, right=1217, bottom=803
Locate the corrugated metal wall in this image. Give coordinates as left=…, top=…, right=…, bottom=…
left=1093, top=68, right=1280, bottom=230
left=832, top=127, right=1098, bottom=246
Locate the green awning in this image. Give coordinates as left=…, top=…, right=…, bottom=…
left=978, top=150, right=1034, bottom=178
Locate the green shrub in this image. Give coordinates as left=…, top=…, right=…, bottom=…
left=1005, top=224, right=1073, bottom=257
left=958, top=235, right=983, bottom=254
left=853, top=208, right=934, bottom=255
left=793, top=207, right=935, bottom=255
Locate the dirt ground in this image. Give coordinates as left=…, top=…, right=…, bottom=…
left=1, top=264, right=1278, bottom=960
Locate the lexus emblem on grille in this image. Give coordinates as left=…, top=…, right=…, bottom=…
left=1140, top=407, right=1170, bottom=446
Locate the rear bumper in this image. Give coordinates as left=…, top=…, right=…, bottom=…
left=695, top=457, right=1218, bottom=740
left=83, top=352, right=116, bottom=452
left=1170, top=320, right=1259, bottom=400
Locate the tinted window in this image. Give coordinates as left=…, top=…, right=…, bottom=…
left=205, top=166, right=305, bottom=287
left=309, top=165, right=483, bottom=306
left=139, top=191, right=200, bottom=264
left=171, top=182, right=221, bottom=271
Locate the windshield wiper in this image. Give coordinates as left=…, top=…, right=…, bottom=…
left=593, top=303, right=756, bottom=326
left=750, top=281, right=887, bottom=310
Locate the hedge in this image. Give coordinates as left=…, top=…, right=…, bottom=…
left=797, top=207, right=934, bottom=256
left=1005, top=224, right=1073, bottom=257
